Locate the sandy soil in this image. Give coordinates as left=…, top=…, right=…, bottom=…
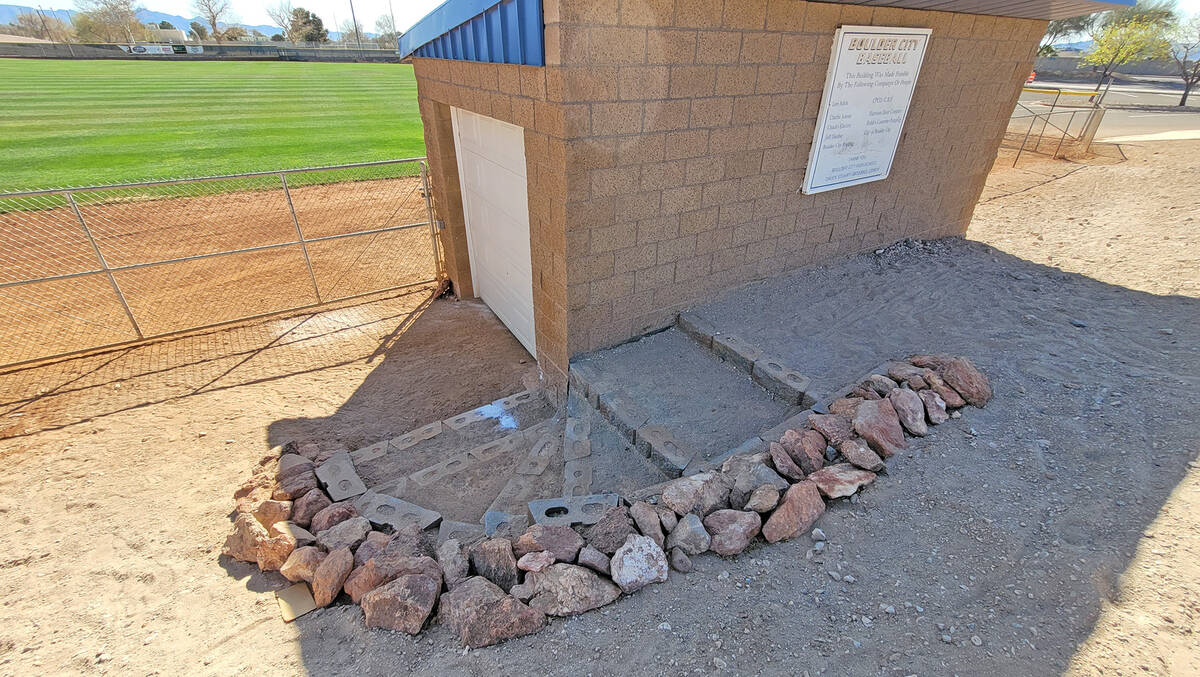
left=0, top=141, right=1196, bottom=676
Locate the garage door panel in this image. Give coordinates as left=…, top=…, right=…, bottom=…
left=451, top=107, right=536, bottom=356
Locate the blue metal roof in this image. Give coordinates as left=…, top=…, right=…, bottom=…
left=398, top=0, right=544, bottom=66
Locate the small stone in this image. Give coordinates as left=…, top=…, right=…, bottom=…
left=656, top=505, right=678, bottom=533
left=910, top=354, right=992, bottom=407
left=437, top=576, right=546, bottom=648
left=222, top=512, right=269, bottom=564
left=811, top=528, right=826, bottom=542
left=838, top=438, right=884, bottom=472
left=828, top=397, right=863, bottom=419
left=470, top=538, right=519, bottom=592
left=512, top=524, right=585, bottom=562
left=256, top=529, right=296, bottom=571
left=852, top=399, right=907, bottom=458
left=865, top=374, right=899, bottom=396
left=781, top=428, right=826, bottom=474
left=583, top=506, right=637, bottom=555
left=919, top=389, right=950, bottom=425
left=290, top=490, right=331, bottom=529
left=768, top=442, right=805, bottom=481
left=888, top=388, right=929, bottom=436
left=762, top=481, right=825, bottom=543
left=669, top=547, right=692, bottom=573
left=361, top=574, right=440, bottom=634
left=252, top=500, right=292, bottom=527
left=576, top=545, right=610, bottom=575
left=517, top=550, right=555, bottom=573
left=354, top=531, right=392, bottom=568
left=520, top=563, right=621, bottom=616
left=807, top=464, right=876, bottom=499
left=270, top=521, right=314, bottom=548
left=744, top=484, right=780, bottom=513
left=629, top=501, right=665, bottom=548
left=610, top=534, right=669, bottom=593
left=311, top=546, right=353, bottom=607
left=665, top=513, right=711, bottom=555
left=280, top=545, right=326, bottom=583
left=315, top=516, right=371, bottom=552
left=658, top=622, right=672, bottom=631
left=924, top=370, right=967, bottom=408
left=722, top=453, right=788, bottom=509
left=343, top=562, right=387, bottom=603
left=703, top=510, right=762, bottom=556
left=971, top=635, right=983, bottom=646
left=660, top=472, right=732, bottom=517
left=808, top=413, right=854, bottom=445
left=437, top=539, right=471, bottom=589
left=273, top=468, right=319, bottom=502
left=308, top=500, right=358, bottom=534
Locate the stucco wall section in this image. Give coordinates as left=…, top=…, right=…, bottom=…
left=545, top=0, right=1046, bottom=355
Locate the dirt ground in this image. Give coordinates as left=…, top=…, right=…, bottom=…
left=0, top=141, right=1196, bottom=676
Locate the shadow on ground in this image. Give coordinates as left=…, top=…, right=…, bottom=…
left=277, top=238, right=1197, bottom=677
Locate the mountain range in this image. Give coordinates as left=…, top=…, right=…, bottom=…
left=0, top=3, right=370, bottom=40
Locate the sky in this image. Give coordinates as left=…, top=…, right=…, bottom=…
left=139, top=0, right=444, bottom=33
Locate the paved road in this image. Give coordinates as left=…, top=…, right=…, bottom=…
left=1019, top=78, right=1200, bottom=141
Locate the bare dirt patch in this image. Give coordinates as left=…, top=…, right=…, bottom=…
left=0, top=142, right=1195, bottom=676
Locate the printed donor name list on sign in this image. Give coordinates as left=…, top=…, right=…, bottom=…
left=802, top=26, right=931, bottom=194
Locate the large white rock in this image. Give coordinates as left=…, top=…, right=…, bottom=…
left=609, top=534, right=668, bottom=593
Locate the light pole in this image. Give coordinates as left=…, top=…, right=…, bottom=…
left=348, top=0, right=364, bottom=58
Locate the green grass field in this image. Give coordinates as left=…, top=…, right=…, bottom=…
left=0, top=59, right=426, bottom=191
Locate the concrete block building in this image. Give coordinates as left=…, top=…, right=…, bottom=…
left=398, top=0, right=1126, bottom=401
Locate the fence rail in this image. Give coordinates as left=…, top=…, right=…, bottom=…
left=0, top=158, right=442, bottom=368
left=1003, top=85, right=1109, bottom=165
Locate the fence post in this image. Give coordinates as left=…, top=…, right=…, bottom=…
left=67, top=192, right=144, bottom=340
left=419, top=161, right=444, bottom=279
left=280, top=173, right=324, bottom=305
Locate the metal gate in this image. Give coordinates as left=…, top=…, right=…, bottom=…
left=0, top=158, right=442, bottom=368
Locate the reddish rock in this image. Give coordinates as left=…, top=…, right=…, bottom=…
left=437, top=539, right=471, bottom=589
left=512, top=524, right=584, bottom=562
left=838, top=438, right=884, bottom=472
left=222, top=512, right=268, bottom=564
left=828, top=397, right=863, bottom=419
left=311, top=546, right=353, bottom=607
left=850, top=385, right=881, bottom=400
left=252, top=499, right=291, bottom=528
left=669, top=547, right=692, bottom=573
left=768, top=442, right=805, bottom=481
left=315, top=516, right=371, bottom=553
left=470, top=538, right=518, bottom=591
left=521, top=563, right=622, bottom=616
left=576, top=545, right=610, bottom=575
left=661, top=472, right=733, bottom=516
left=256, top=530, right=296, bottom=571
left=920, top=389, right=950, bottom=424
left=629, top=501, right=665, bottom=548
left=762, top=481, right=826, bottom=543
left=722, top=453, right=788, bottom=509
left=888, top=387, right=929, bottom=436
left=584, top=506, right=637, bottom=555
left=517, top=550, right=555, bottom=573
left=924, top=369, right=966, bottom=408
left=308, top=501, right=358, bottom=534
left=290, top=489, right=331, bottom=529
left=743, top=484, right=780, bottom=513
left=656, top=505, right=678, bottom=533
left=233, top=471, right=275, bottom=513
left=437, top=576, right=546, bottom=648
left=361, top=574, right=440, bottom=634
left=372, top=553, right=443, bottom=589
left=807, top=463, right=876, bottom=499
left=703, top=510, right=762, bottom=556
left=930, top=356, right=992, bottom=407
left=782, top=428, right=826, bottom=475
left=276, top=453, right=314, bottom=481
left=610, top=534, right=669, bottom=593
left=887, top=362, right=928, bottom=388
left=273, top=468, right=319, bottom=501
left=665, top=513, right=710, bottom=555
left=354, top=531, right=392, bottom=568
left=384, top=522, right=434, bottom=559
left=865, top=374, right=899, bottom=396
left=852, top=398, right=907, bottom=458
left=343, top=562, right=386, bottom=603
left=808, top=413, right=854, bottom=445
left=280, top=546, right=326, bottom=583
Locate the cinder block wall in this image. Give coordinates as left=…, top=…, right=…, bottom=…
left=550, top=0, right=1045, bottom=355
left=413, top=0, right=1046, bottom=400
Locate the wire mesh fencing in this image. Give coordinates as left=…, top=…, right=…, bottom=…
left=0, top=158, right=442, bottom=367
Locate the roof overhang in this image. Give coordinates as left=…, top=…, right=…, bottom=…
left=811, top=0, right=1134, bottom=21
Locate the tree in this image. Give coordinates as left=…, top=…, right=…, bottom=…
left=1083, top=18, right=1169, bottom=89
left=220, top=25, right=247, bottom=41
left=1042, top=14, right=1099, bottom=54
left=266, top=0, right=293, bottom=41
left=6, top=11, right=74, bottom=41
left=188, top=20, right=207, bottom=40
left=1099, top=0, right=1177, bottom=28
left=337, top=17, right=363, bottom=44
left=270, top=32, right=284, bottom=41
left=288, top=7, right=327, bottom=43
left=158, top=20, right=174, bottom=29
left=374, top=14, right=398, bottom=47
left=192, top=0, right=230, bottom=42
left=1168, top=15, right=1200, bottom=105
left=74, top=0, right=144, bottom=42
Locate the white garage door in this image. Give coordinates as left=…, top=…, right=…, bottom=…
left=450, top=107, right=536, bottom=355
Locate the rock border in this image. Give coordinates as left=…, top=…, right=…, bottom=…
left=222, top=353, right=991, bottom=649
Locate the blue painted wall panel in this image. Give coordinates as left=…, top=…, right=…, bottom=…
left=402, top=0, right=544, bottom=67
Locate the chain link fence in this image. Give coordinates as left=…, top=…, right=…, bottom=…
left=0, top=158, right=442, bottom=367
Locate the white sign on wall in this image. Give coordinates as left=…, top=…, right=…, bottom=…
left=802, top=25, right=931, bottom=194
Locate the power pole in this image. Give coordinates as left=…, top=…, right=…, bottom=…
left=347, top=0, right=363, bottom=58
